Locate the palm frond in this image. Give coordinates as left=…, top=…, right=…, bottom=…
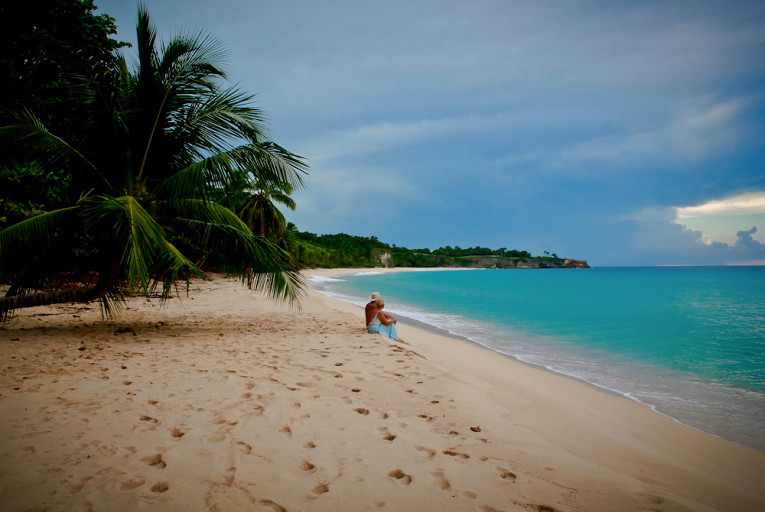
left=175, top=85, right=266, bottom=154
left=156, top=158, right=221, bottom=201
left=136, top=4, right=160, bottom=79
left=0, top=109, right=99, bottom=173
left=228, top=143, right=308, bottom=190
left=169, top=198, right=252, bottom=234
left=168, top=199, right=303, bottom=303
left=80, top=195, right=200, bottom=294
left=0, top=206, right=81, bottom=283
left=160, top=29, right=228, bottom=86
left=248, top=269, right=305, bottom=305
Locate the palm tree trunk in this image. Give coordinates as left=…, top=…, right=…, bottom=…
left=0, top=258, right=121, bottom=321
left=0, top=287, right=101, bottom=313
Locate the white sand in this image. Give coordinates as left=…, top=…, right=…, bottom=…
left=1, top=270, right=763, bottom=512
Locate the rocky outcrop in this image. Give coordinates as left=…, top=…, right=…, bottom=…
left=454, top=257, right=589, bottom=269
left=377, top=251, right=394, bottom=268
left=381, top=252, right=590, bottom=269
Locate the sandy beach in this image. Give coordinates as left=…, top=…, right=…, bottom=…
left=1, top=269, right=764, bottom=512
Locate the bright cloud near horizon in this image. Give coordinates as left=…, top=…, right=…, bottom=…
left=97, top=0, right=765, bottom=266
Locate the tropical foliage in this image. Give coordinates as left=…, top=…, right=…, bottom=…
left=289, top=231, right=390, bottom=268
left=219, top=174, right=296, bottom=241
left=287, top=230, right=543, bottom=269
left=0, top=5, right=308, bottom=320
left=0, top=0, right=126, bottom=228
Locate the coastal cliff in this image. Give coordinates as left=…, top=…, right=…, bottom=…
left=462, top=257, right=590, bottom=269
left=377, top=252, right=589, bottom=269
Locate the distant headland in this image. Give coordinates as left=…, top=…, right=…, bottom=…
left=290, top=230, right=589, bottom=269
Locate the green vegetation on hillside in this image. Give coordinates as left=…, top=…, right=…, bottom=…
left=286, top=229, right=389, bottom=268
left=286, top=228, right=546, bottom=268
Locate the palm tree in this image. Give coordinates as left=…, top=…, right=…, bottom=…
left=0, top=6, right=308, bottom=320
left=229, top=177, right=296, bottom=241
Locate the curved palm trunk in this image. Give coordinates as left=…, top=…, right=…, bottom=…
left=0, top=287, right=101, bottom=314
left=0, top=258, right=121, bottom=321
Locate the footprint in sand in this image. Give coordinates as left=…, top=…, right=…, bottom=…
left=378, top=427, right=397, bottom=441
left=14, top=445, right=36, bottom=457
left=170, top=427, right=186, bottom=438
left=497, top=467, right=517, bottom=482
left=257, top=498, right=288, bottom=512
left=235, top=441, right=252, bottom=454
left=527, top=505, right=562, bottom=512
left=301, top=460, right=317, bottom=473
left=443, top=449, right=470, bottom=459
left=414, top=446, right=436, bottom=460
left=121, top=476, right=146, bottom=490
left=150, top=481, right=169, bottom=493
left=387, top=469, right=412, bottom=485
left=141, top=453, right=166, bottom=468
left=310, top=482, right=330, bottom=496
left=65, top=476, right=93, bottom=494
left=428, top=468, right=451, bottom=490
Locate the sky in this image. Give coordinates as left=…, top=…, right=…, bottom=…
left=95, top=0, right=765, bottom=266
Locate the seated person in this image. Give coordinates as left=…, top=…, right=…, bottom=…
left=366, top=296, right=399, bottom=341
left=365, top=292, right=381, bottom=326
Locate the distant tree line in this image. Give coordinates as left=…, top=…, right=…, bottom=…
left=286, top=229, right=543, bottom=268
left=429, top=246, right=531, bottom=258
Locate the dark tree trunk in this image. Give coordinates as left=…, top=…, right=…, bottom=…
left=0, top=258, right=121, bottom=321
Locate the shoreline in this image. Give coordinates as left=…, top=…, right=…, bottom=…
left=309, top=268, right=765, bottom=505
left=312, top=270, right=630, bottom=394
left=312, top=267, right=765, bottom=454
left=1, top=271, right=764, bottom=511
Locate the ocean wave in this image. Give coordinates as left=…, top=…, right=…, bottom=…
left=309, top=275, right=346, bottom=283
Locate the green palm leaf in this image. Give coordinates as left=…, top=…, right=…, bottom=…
left=80, top=196, right=201, bottom=294
left=0, top=109, right=99, bottom=173
left=0, top=206, right=80, bottom=283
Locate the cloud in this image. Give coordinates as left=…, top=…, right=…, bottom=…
left=676, top=191, right=765, bottom=218
left=618, top=205, right=765, bottom=266
left=736, top=226, right=760, bottom=248
left=304, top=117, right=465, bottom=162
left=552, top=96, right=747, bottom=171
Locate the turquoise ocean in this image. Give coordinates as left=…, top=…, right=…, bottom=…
left=311, top=267, right=765, bottom=452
